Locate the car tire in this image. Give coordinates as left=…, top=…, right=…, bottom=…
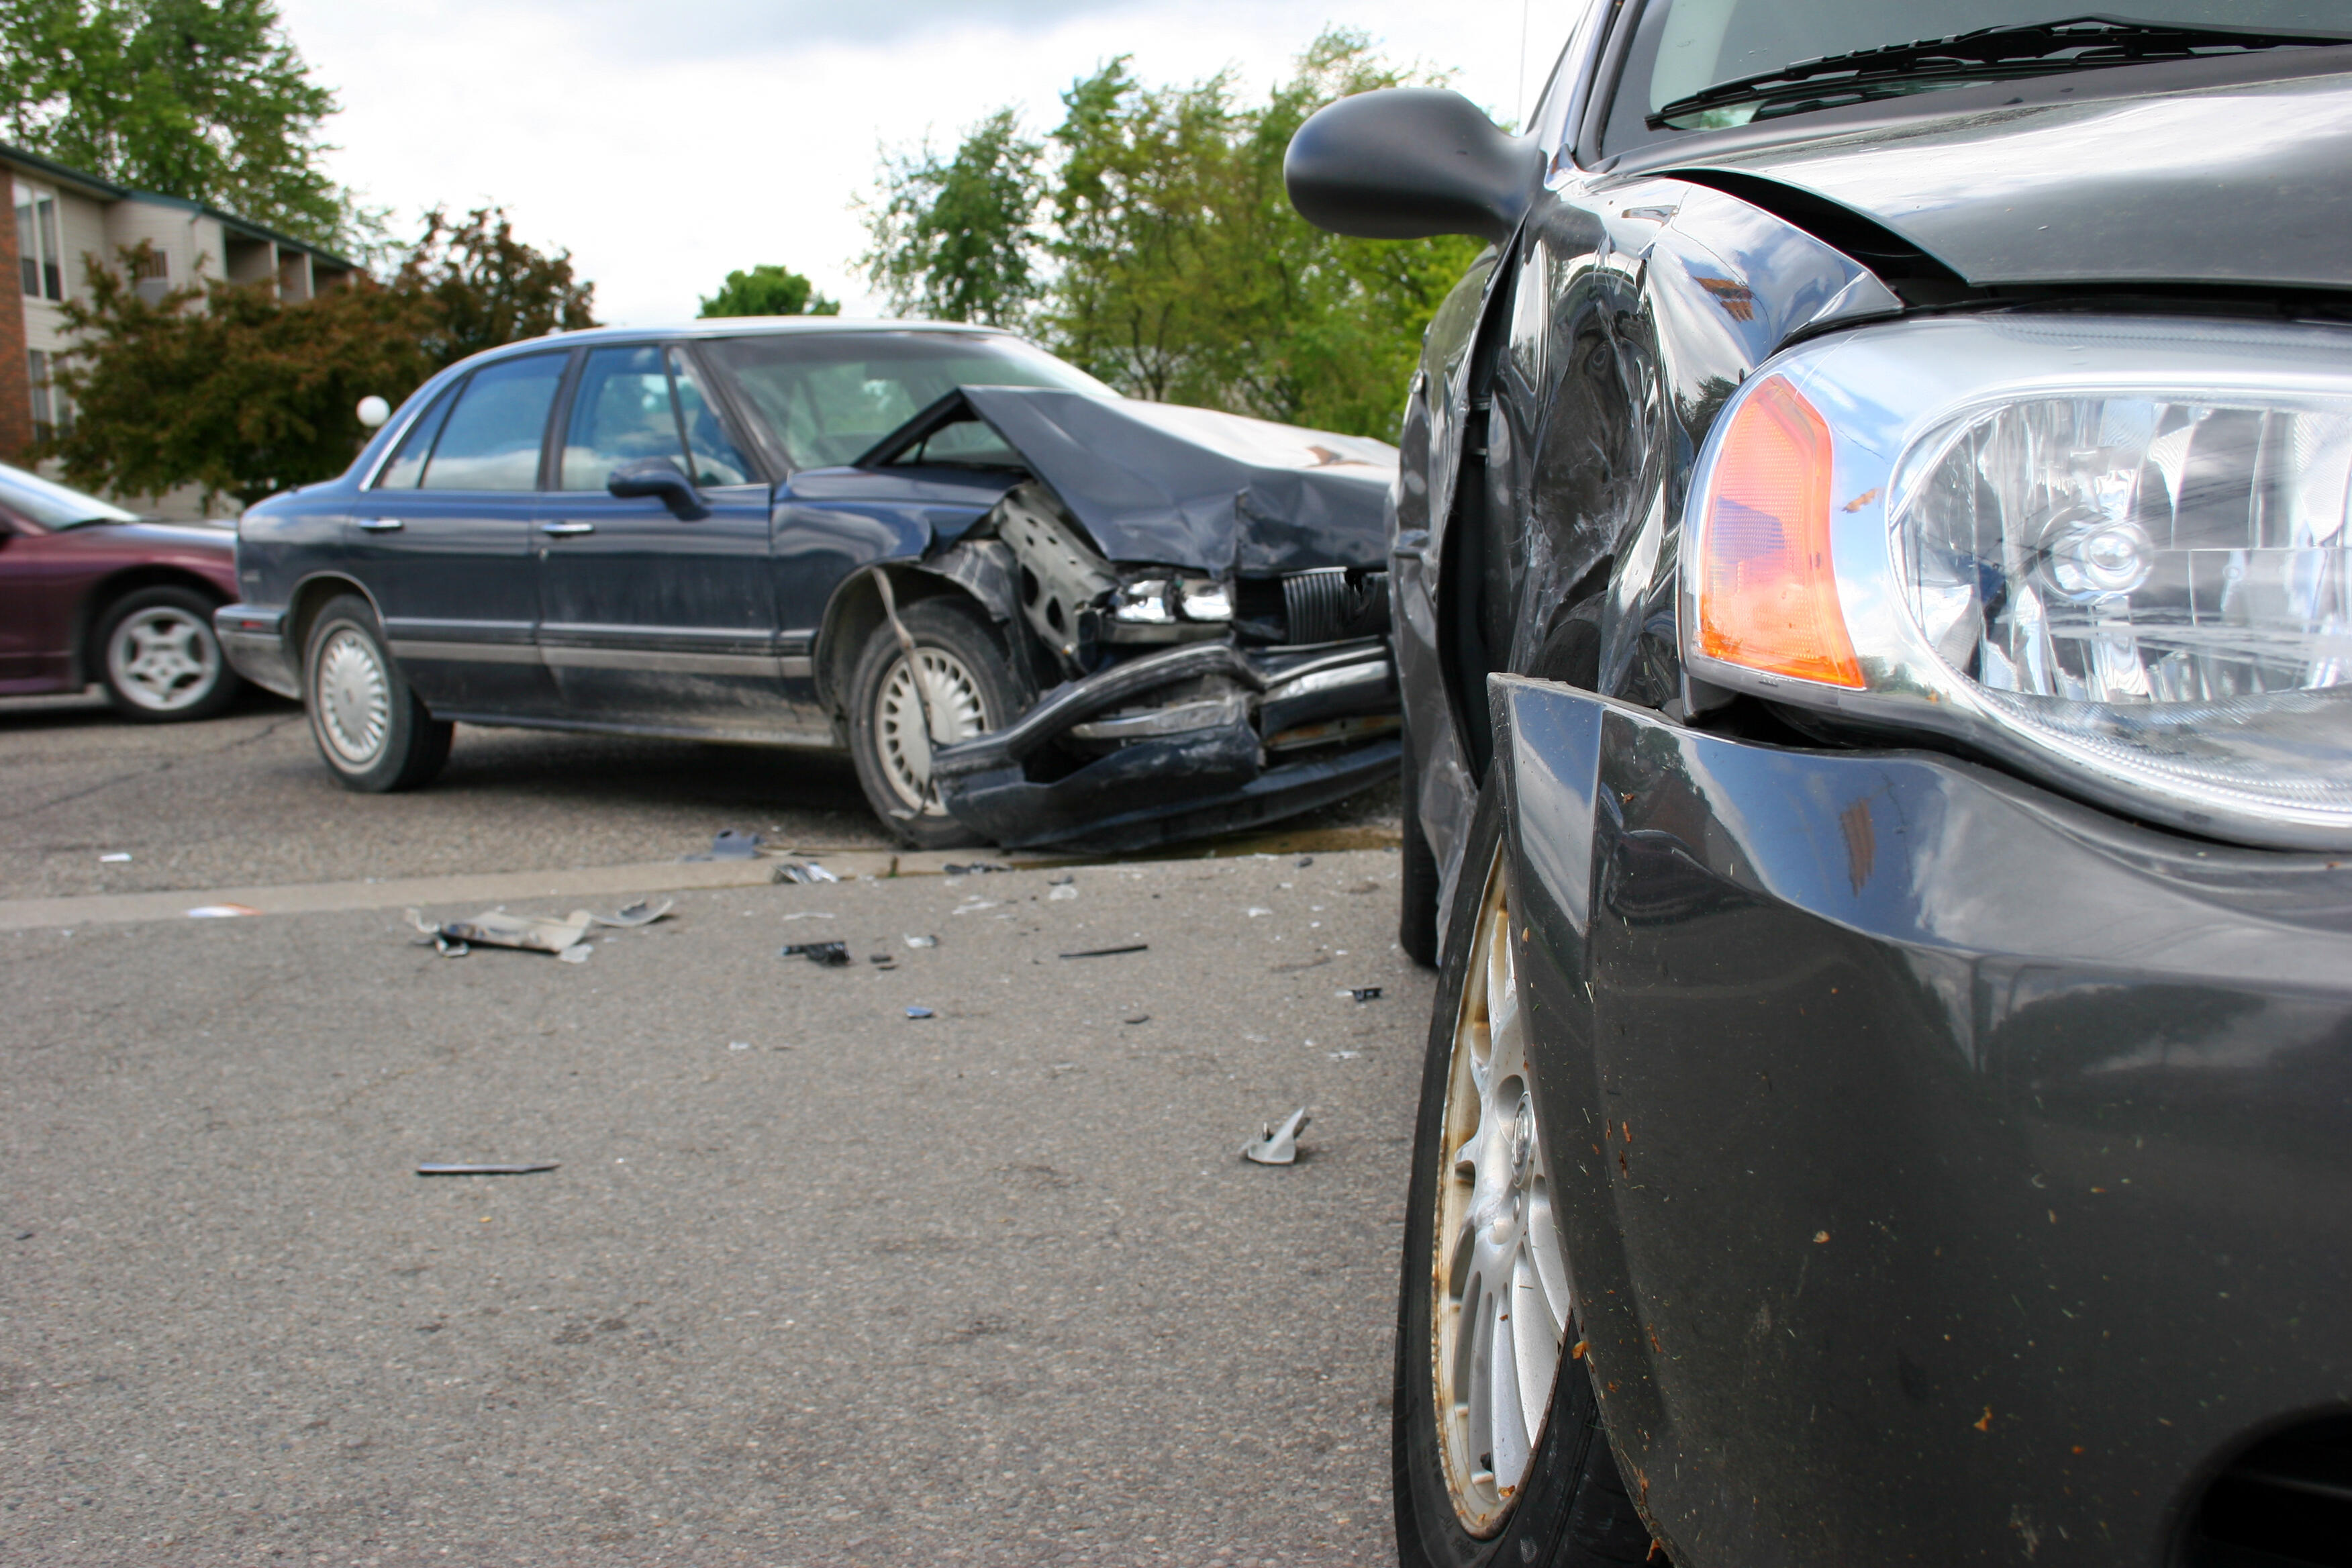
left=302, top=594, right=452, bottom=793
left=1399, top=705, right=1442, bottom=968
left=1394, top=784, right=1660, bottom=1568
left=95, top=585, right=243, bottom=722
left=846, top=597, right=1020, bottom=850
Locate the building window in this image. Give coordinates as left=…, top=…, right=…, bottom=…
left=13, top=178, right=63, bottom=301
left=28, top=350, right=52, bottom=440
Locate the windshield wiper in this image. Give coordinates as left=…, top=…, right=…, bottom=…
left=1649, top=13, right=2352, bottom=127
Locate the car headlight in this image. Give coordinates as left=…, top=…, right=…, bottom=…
left=1112, top=576, right=1232, bottom=624
left=1682, top=314, right=2352, bottom=852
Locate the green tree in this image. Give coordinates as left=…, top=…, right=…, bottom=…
left=47, top=209, right=597, bottom=506
left=861, top=107, right=1044, bottom=328
left=0, top=0, right=371, bottom=251
left=859, top=30, right=1482, bottom=440
left=697, top=263, right=840, bottom=318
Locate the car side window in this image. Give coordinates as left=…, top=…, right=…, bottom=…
left=562, top=346, right=687, bottom=490
left=419, top=353, right=566, bottom=491
left=374, top=385, right=457, bottom=489
left=667, top=348, right=754, bottom=487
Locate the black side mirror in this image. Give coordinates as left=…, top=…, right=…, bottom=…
left=1285, top=88, right=1545, bottom=244
left=609, top=456, right=709, bottom=521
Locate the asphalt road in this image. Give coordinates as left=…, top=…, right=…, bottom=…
left=0, top=695, right=1432, bottom=1567
left=0, top=691, right=1403, bottom=901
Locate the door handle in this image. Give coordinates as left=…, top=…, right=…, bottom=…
left=539, top=521, right=595, bottom=536
left=356, top=517, right=403, bottom=532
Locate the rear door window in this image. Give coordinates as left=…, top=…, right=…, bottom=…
left=419, top=353, right=566, bottom=491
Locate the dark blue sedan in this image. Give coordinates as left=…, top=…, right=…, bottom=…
left=218, top=320, right=1402, bottom=849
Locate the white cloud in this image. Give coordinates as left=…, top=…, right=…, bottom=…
left=276, top=0, right=1579, bottom=328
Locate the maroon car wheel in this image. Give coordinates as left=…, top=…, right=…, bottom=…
left=96, top=586, right=242, bottom=722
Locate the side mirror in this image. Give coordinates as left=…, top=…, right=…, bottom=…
left=609, top=456, right=709, bottom=521
left=1285, top=88, right=1545, bottom=244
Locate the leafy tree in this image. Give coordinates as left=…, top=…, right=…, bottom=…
left=395, top=206, right=597, bottom=365
left=861, top=108, right=1044, bottom=328
left=861, top=30, right=1482, bottom=440
left=0, top=0, right=371, bottom=251
left=46, top=209, right=597, bottom=506
left=697, top=263, right=840, bottom=318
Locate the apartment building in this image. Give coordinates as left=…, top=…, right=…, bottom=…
left=1, top=140, right=358, bottom=467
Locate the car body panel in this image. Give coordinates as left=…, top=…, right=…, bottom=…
left=1650, top=67, right=2352, bottom=293
left=1496, top=674, right=2352, bottom=1567
left=0, top=513, right=238, bottom=693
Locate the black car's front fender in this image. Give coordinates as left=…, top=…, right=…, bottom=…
left=1494, top=673, right=2352, bottom=1567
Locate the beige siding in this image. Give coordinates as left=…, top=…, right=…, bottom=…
left=99, top=199, right=196, bottom=292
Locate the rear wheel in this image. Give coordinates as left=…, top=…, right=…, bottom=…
left=846, top=597, right=1019, bottom=850
left=1395, top=788, right=1659, bottom=1567
left=97, top=586, right=242, bottom=722
left=303, top=595, right=451, bottom=793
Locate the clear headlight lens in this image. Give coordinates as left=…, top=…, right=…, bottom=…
left=1681, top=315, right=2352, bottom=850
left=1111, top=579, right=1175, bottom=624
left=1178, top=580, right=1233, bottom=622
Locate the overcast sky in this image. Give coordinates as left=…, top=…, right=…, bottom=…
left=273, top=0, right=1577, bottom=326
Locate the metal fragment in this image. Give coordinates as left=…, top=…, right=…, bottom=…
left=1242, top=1108, right=1311, bottom=1165
left=1059, top=944, right=1148, bottom=959
left=416, top=1163, right=558, bottom=1177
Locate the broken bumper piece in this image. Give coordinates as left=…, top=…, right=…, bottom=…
left=929, top=638, right=1400, bottom=852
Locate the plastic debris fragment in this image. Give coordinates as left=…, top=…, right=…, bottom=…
left=1049, top=885, right=1079, bottom=901
left=905, top=1006, right=936, bottom=1019
left=1059, top=944, right=1148, bottom=959
left=99, top=852, right=131, bottom=863
left=772, top=860, right=840, bottom=885
left=406, top=899, right=671, bottom=959
left=187, top=903, right=262, bottom=919
left=1296, top=855, right=1314, bottom=868
left=1347, top=986, right=1383, bottom=1002
left=1242, top=1108, right=1310, bottom=1165
left=904, top=934, right=938, bottom=948
left=1246, top=907, right=1273, bottom=918
left=683, top=829, right=763, bottom=861
left=781, top=941, right=851, bottom=967
left=416, top=1162, right=558, bottom=1177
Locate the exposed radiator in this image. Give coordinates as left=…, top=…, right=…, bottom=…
left=1281, top=569, right=1390, bottom=644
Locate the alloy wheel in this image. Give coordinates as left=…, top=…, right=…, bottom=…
left=1432, top=852, right=1576, bottom=1535
left=107, top=605, right=219, bottom=712
left=315, top=628, right=392, bottom=766
left=875, top=645, right=990, bottom=814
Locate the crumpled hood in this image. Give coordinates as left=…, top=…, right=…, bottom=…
left=961, top=386, right=1396, bottom=576
left=1655, top=68, right=2352, bottom=291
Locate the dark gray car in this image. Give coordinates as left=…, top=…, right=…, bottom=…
left=218, top=321, right=1401, bottom=850
left=1289, top=4, right=2352, bottom=1566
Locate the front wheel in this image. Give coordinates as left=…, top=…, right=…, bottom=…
left=1395, top=788, right=1659, bottom=1567
left=303, top=595, right=452, bottom=793
left=846, top=597, right=1020, bottom=850
left=97, top=586, right=243, bottom=722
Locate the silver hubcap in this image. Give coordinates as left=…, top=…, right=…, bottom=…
left=107, top=606, right=219, bottom=711
left=1432, top=850, right=1574, bottom=1535
left=314, top=627, right=392, bottom=766
left=876, top=646, right=989, bottom=814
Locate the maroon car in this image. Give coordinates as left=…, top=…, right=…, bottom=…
left=0, top=460, right=244, bottom=720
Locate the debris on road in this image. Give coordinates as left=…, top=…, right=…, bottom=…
left=684, top=829, right=764, bottom=861
left=1242, top=1108, right=1310, bottom=1165
left=1296, top=856, right=1314, bottom=868
left=1342, top=986, right=1383, bottom=1002
left=781, top=911, right=836, bottom=922
left=1048, top=873, right=1075, bottom=885
left=772, top=860, right=840, bottom=885
left=870, top=953, right=897, bottom=970
left=416, top=1162, right=558, bottom=1177
left=1124, top=1014, right=1150, bottom=1025
left=1050, top=884, right=1079, bottom=901
left=1059, top=943, right=1148, bottom=959
left=781, top=940, right=851, bottom=967
left=187, top=903, right=261, bottom=919
left=952, top=899, right=1000, bottom=915
left=904, top=934, right=938, bottom=948
left=1246, top=907, right=1272, bottom=918
left=99, top=852, right=131, bottom=863
left=944, top=863, right=1011, bottom=876
left=408, top=899, right=673, bottom=959
left=905, top=1006, right=936, bottom=1019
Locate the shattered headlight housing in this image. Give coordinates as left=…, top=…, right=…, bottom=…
left=1682, top=314, right=2352, bottom=851
left=1111, top=575, right=1232, bottom=624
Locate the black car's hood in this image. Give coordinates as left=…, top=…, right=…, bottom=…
left=1656, top=68, right=2352, bottom=291
left=959, top=386, right=1395, bottom=576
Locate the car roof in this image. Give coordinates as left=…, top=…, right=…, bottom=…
left=459, top=317, right=1016, bottom=367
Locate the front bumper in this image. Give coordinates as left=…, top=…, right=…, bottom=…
left=930, top=638, right=1399, bottom=852
left=213, top=605, right=299, bottom=699
left=1493, top=675, right=2352, bottom=1567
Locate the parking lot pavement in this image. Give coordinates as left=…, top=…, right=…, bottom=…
left=0, top=694, right=1401, bottom=900
left=0, top=851, right=1431, bottom=1566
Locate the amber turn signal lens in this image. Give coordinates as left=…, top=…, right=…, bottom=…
left=1698, top=376, right=1863, bottom=689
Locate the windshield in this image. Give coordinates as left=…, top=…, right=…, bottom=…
left=699, top=330, right=1114, bottom=471
left=1610, top=0, right=2349, bottom=140
left=0, top=460, right=140, bottom=528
